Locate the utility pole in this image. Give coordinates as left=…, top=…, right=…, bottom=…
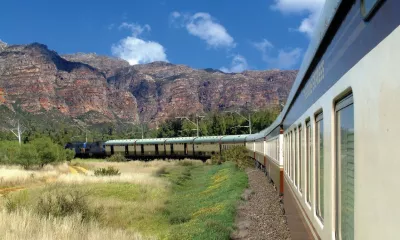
left=249, top=113, right=252, bottom=134
left=225, top=110, right=252, bottom=134
left=73, top=120, right=89, bottom=142
left=176, top=115, right=205, bottom=137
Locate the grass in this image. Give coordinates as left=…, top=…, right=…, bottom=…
left=0, top=209, right=152, bottom=240
left=0, top=163, right=69, bottom=188
left=162, top=162, right=248, bottom=239
left=0, top=159, right=248, bottom=240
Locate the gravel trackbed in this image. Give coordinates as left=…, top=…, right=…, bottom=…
left=231, top=168, right=291, bottom=240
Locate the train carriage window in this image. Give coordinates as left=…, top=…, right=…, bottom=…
left=292, top=131, right=295, bottom=181
left=315, top=113, right=324, bottom=221
left=289, top=132, right=292, bottom=178
left=306, top=121, right=312, bottom=204
left=336, top=95, right=354, bottom=240
left=299, top=125, right=302, bottom=193
left=361, top=0, right=383, bottom=20
left=294, top=128, right=298, bottom=187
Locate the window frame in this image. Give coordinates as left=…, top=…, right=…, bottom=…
left=294, top=128, right=298, bottom=187
left=335, top=94, right=354, bottom=240
left=306, top=120, right=312, bottom=205
left=298, top=124, right=303, bottom=193
left=361, top=0, right=384, bottom=20
left=315, top=112, right=324, bottom=222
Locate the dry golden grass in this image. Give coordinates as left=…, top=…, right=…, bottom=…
left=0, top=209, right=154, bottom=240
left=0, top=163, right=69, bottom=188
left=77, top=159, right=201, bottom=174
left=55, top=172, right=168, bottom=187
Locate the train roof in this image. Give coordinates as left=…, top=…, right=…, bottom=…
left=105, top=139, right=137, bottom=145
left=135, top=138, right=167, bottom=144
left=245, top=132, right=264, bottom=141
left=165, top=137, right=196, bottom=144
left=193, top=136, right=223, bottom=143
left=262, top=0, right=342, bottom=137
left=220, top=135, right=249, bottom=143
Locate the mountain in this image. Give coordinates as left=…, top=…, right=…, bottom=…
left=0, top=43, right=297, bottom=128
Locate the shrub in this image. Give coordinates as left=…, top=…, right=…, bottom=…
left=16, top=144, right=39, bottom=169
left=31, top=137, right=62, bottom=166
left=0, top=141, right=21, bottom=165
left=94, top=166, right=121, bottom=176
left=36, top=190, right=102, bottom=222
left=65, top=149, right=75, bottom=161
left=220, top=146, right=252, bottom=169
left=155, top=166, right=168, bottom=177
left=106, top=154, right=126, bottom=162
left=177, top=160, right=194, bottom=166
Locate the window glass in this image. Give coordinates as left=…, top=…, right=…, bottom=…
left=299, top=126, right=302, bottom=192
left=316, top=114, right=324, bottom=220
left=295, top=129, right=298, bottom=187
left=291, top=132, right=294, bottom=180
left=362, top=0, right=381, bottom=18
left=336, top=97, right=354, bottom=240
left=306, top=122, right=312, bottom=204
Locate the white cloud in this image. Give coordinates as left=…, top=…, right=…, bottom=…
left=220, top=55, right=248, bottom=73
left=171, top=12, right=236, bottom=49
left=171, top=11, right=181, bottom=19
left=253, top=39, right=274, bottom=53
left=118, top=22, right=151, bottom=37
left=253, top=39, right=302, bottom=69
left=111, top=23, right=167, bottom=65
left=271, top=0, right=326, bottom=37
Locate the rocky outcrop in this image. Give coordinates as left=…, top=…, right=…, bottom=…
left=0, top=43, right=297, bottom=126
left=108, top=62, right=297, bottom=124
left=0, top=40, right=6, bottom=51
left=0, top=43, right=137, bottom=124
left=62, top=53, right=129, bottom=78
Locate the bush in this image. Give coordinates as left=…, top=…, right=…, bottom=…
left=31, top=137, right=61, bottom=166
left=0, top=141, right=21, bottom=165
left=65, top=149, right=75, bottom=161
left=16, top=144, right=39, bottom=169
left=94, top=166, right=121, bottom=176
left=220, top=146, right=252, bottom=170
left=36, top=190, right=102, bottom=222
left=0, top=138, right=72, bottom=168
left=106, top=154, right=126, bottom=162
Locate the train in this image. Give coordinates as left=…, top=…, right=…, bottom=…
left=90, top=0, right=400, bottom=239
left=104, top=135, right=248, bottom=160
left=64, top=141, right=105, bottom=158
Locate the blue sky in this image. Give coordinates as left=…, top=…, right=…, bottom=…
left=0, top=0, right=325, bottom=72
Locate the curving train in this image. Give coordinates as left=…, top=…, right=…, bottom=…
left=81, top=0, right=400, bottom=239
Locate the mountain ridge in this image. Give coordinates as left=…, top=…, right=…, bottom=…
left=0, top=43, right=297, bottom=127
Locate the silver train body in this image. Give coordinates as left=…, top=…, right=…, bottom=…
left=106, top=0, right=399, bottom=239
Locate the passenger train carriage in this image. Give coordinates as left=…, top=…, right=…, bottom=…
left=105, top=0, right=399, bottom=239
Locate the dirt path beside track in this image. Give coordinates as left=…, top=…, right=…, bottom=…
left=232, top=168, right=291, bottom=240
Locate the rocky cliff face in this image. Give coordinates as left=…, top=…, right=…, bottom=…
left=0, top=43, right=296, bottom=126
left=0, top=43, right=137, bottom=124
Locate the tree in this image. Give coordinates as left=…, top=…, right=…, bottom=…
left=9, top=119, right=26, bottom=145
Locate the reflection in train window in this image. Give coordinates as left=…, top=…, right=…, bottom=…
left=299, top=125, right=302, bottom=193
left=306, top=121, right=312, bottom=204
left=336, top=95, right=354, bottom=240
left=361, top=0, right=382, bottom=19
left=294, top=128, right=298, bottom=187
left=316, top=113, right=324, bottom=221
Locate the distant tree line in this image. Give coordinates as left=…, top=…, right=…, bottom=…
left=0, top=108, right=280, bottom=144
left=0, top=137, right=75, bottom=169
